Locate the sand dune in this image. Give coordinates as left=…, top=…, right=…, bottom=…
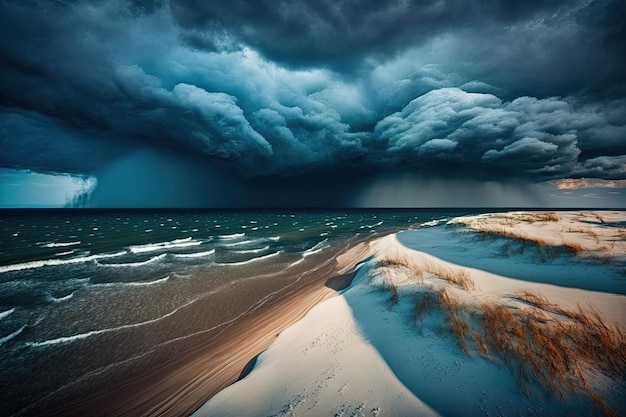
left=197, top=211, right=626, bottom=417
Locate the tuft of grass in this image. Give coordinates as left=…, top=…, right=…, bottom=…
left=376, top=256, right=424, bottom=283
left=473, top=228, right=586, bottom=262
left=477, top=301, right=626, bottom=413
left=375, top=257, right=417, bottom=307
left=525, top=212, right=560, bottom=223
left=411, top=285, right=625, bottom=416
left=377, top=255, right=474, bottom=291
left=506, top=212, right=560, bottom=223
left=377, top=257, right=412, bottom=269
left=377, top=253, right=624, bottom=415
left=593, top=213, right=606, bottom=224
left=413, top=289, right=445, bottom=323
left=413, top=288, right=473, bottom=353
left=421, top=260, right=475, bottom=291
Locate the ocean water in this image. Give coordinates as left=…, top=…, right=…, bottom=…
left=0, top=209, right=479, bottom=415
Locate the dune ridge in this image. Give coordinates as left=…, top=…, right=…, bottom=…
left=198, top=211, right=626, bottom=417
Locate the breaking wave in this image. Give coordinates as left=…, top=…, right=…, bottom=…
left=25, top=298, right=197, bottom=348
left=233, top=245, right=270, bottom=254
left=218, top=233, right=245, bottom=240
left=129, top=238, right=201, bottom=254
left=96, top=253, right=167, bottom=268
left=91, top=276, right=170, bottom=288
left=215, top=251, right=283, bottom=266
left=174, top=249, right=216, bottom=258
left=47, top=293, right=74, bottom=303
left=0, top=251, right=128, bottom=274
left=40, top=241, right=81, bottom=248
left=0, top=325, right=26, bottom=346
left=0, top=308, right=16, bottom=321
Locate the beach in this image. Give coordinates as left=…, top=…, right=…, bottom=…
left=2, top=210, right=624, bottom=416
left=196, top=211, right=625, bottom=417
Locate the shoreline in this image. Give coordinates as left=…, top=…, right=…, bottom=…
left=32, top=234, right=381, bottom=417
left=198, top=210, right=626, bottom=417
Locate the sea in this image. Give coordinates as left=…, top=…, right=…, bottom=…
left=0, top=209, right=481, bottom=415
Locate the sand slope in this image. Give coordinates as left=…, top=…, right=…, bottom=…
left=195, top=211, right=626, bottom=417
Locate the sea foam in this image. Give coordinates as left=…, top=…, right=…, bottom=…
left=47, top=293, right=74, bottom=303
left=0, top=251, right=128, bottom=274
left=0, top=325, right=26, bottom=346
left=173, top=249, right=216, bottom=258
left=302, top=239, right=329, bottom=257
left=91, top=276, right=169, bottom=288
left=218, top=233, right=245, bottom=240
left=40, top=241, right=81, bottom=248
left=233, top=245, right=270, bottom=254
left=129, top=237, right=201, bottom=254
left=26, top=298, right=197, bottom=348
left=215, top=251, right=282, bottom=266
left=0, top=308, right=16, bottom=321
left=96, top=253, right=167, bottom=267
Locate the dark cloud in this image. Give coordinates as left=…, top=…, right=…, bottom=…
left=0, top=0, right=625, bottom=207
left=169, top=0, right=569, bottom=70
left=373, top=88, right=625, bottom=179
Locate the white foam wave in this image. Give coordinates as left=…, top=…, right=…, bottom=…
left=218, top=233, right=245, bottom=240
left=287, top=258, right=304, bottom=268
left=26, top=298, right=197, bottom=347
left=0, top=308, right=16, bottom=320
left=361, top=220, right=384, bottom=229
left=92, top=276, right=169, bottom=288
left=174, top=249, right=216, bottom=258
left=47, top=293, right=74, bottom=303
left=55, top=250, right=75, bottom=257
left=96, top=253, right=166, bottom=267
left=233, top=245, right=270, bottom=254
left=41, top=241, right=81, bottom=248
left=0, top=325, right=26, bottom=346
left=420, top=218, right=448, bottom=228
left=220, top=236, right=279, bottom=247
left=221, top=239, right=260, bottom=247
left=215, top=251, right=282, bottom=266
left=0, top=251, right=128, bottom=274
left=129, top=237, right=201, bottom=254
left=302, top=239, right=329, bottom=257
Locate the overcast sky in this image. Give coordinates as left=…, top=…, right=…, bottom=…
left=1, top=0, right=625, bottom=207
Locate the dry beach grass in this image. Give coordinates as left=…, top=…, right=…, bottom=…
left=374, top=254, right=626, bottom=417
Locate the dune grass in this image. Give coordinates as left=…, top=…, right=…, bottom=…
left=477, top=300, right=625, bottom=417
left=523, top=212, right=560, bottom=223
left=375, top=258, right=624, bottom=416
left=376, top=256, right=473, bottom=290
left=474, top=228, right=585, bottom=262
left=422, top=261, right=474, bottom=290
left=418, top=287, right=624, bottom=416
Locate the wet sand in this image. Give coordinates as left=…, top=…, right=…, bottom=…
left=32, top=237, right=375, bottom=417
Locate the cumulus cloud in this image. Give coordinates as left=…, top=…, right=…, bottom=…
left=373, top=88, right=624, bottom=179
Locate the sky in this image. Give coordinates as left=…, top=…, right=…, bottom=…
left=0, top=0, right=625, bottom=208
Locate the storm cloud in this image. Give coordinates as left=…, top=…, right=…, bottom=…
left=0, top=0, right=625, bottom=206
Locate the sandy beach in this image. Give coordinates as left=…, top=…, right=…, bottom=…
left=23, top=211, right=625, bottom=417
left=29, top=234, right=375, bottom=417
left=196, top=211, right=626, bottom=417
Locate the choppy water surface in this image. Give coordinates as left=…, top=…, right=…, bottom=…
left=0, top=209, right=479, bottom=415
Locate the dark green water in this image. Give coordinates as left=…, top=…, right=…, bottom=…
left=0, top=209, right=480, bottom=416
